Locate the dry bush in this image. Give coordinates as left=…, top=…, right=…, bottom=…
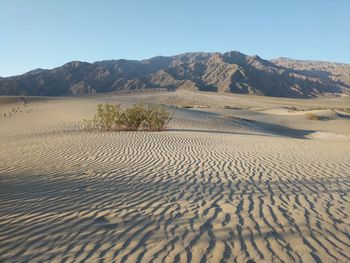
left=179, top=105, right=193, bottom=109
left=84, top=103, right=171, bottom=131
left=305, top=112, right=322, bottom=120
left=287, top=106, right=298, bottom=112
left=223, top=105, right=243, bottom=110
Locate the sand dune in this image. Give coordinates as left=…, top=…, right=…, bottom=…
left=0, top=91, right=350, bottom=262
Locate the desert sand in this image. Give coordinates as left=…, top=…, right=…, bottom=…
left=0, top=91, right=349, bottom=262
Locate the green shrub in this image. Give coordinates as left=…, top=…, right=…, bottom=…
left=93, top=103, right=124, bottom=131
left=124, top=104, right=147, bottom=131
left=84, top=103, right=171, bottom=131
left=142, top=105, right=171, bottom=131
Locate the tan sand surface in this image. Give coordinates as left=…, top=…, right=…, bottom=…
left=0, top=91, right=349, bottom=262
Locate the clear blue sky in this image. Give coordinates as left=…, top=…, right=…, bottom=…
left=1, top=0, right=349, bottom=77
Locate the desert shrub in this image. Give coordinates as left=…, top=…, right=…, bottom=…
left=180, top=105, right=193, bottom=109
left=142, top=105, right=171, bottom=131
left=84, top=103, right=171, bottom=131
left=305, top=112, right=321, bottom=120
left=124, top=104, right=147, bottom=131
left=287, top=106, right=298, bottom=112
left=223, top=105, right=242, bottom=110
left=96, top=104, right=121, bottom=130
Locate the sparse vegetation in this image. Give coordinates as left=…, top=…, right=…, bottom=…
left=287, top=106, right=329, bottom=112
left=174, top=105, right=208, bottom=109
left=179, top=105, right=193, bottom=109
left=84, top=104, right=171, bottom=131
left=223, top=105, right=243, bottom=110
left=305, top=112, right=335, bottom=120
left=305, top=112, right=322, bottom=120
left=287, top=106, right=298, bottom=112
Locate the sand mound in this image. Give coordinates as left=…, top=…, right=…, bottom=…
left=308, top=131, right=350, bottom=140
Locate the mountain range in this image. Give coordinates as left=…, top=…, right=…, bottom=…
left=1, top=51, right=349, bottom=98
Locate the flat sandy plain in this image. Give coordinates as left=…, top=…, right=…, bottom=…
left=0, top=91, right=350, bottom=263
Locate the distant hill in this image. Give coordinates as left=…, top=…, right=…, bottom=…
left=1, top=51, right=349, bottom=98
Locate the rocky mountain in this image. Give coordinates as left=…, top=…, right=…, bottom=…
left=271, top=57, right=350, bottom=89
left=1, top=51, right=349, bottom=98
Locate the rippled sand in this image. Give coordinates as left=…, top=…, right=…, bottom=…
left=0, top=91, right=350, bottom=262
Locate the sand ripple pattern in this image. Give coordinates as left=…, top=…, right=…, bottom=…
left=0, top=131, right=349, bottom=262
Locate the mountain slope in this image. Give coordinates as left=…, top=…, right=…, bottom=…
left=272, top=57, right=350, bottom=89
left=1, top=51, right=349, bottom=98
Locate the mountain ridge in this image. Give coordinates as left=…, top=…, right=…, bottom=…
left=1, top=51, right=349, bottom=98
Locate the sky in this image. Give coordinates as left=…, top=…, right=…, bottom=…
left=1, top=0, right=349, bottom=77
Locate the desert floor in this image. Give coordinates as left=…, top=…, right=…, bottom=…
left=0, top=91, right=350, bottom=263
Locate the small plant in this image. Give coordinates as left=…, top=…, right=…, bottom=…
left=180, top=105, right=193, bottom=109
left=223, top=105, right=242, bottom=110
left=84, top=103, right=171, bottom=131
left=287, top=106, right=298, bottom=112
left=305, top=112, right=321, bottom=120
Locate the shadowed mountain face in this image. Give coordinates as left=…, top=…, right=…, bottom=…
left=1, top=51, right=349, bottom=98
left=271, top=57, right=350, bottom=89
